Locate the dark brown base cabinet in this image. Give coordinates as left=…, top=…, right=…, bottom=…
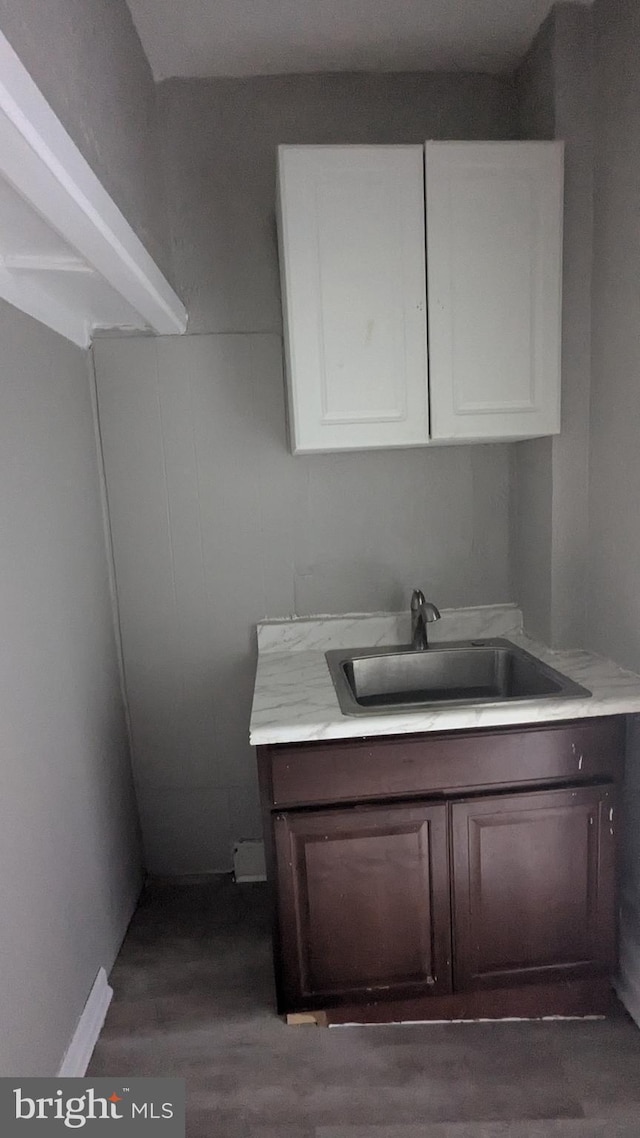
left=257, top=717, right=624, bottom=1022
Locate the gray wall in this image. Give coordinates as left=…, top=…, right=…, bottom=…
left=546, top=3, right=594, bottom=648
left=511, top=3, right=593, bottom=648
left=94, top=72, right=518, bottom=873
left=587, top=0, right=640, bottom=1018
left=511, top=12, right=556, bottom=644
left=0, top=302, right=142, bottom=1074
left=0, top=0, right=171, bottom=279
left=159, top=71, right=518, bottom=333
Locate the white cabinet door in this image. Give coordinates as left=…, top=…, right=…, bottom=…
left=425, top=141, right=564, bottom=442
left=277, top=145, right=429, bottom=453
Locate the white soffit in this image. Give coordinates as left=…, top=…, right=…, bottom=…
left=126, top=0, right=590, bottom=81
left=0, top=32, right=187, bottom=348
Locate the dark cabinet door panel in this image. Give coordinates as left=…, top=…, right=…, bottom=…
left=452, top=785, right=616, bottom=991
left=274, top=803, right=451, bottom=1008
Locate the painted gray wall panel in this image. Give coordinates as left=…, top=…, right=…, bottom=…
left=159, top=71, right=518, bottom=334
left=587, top=0, right=640, bottom=669
left=0, top=0, right=171, bottom=279
left=511, top=2, right=593, bottom=648
left=511, top=16, right=556, bottom=644
left=511, top=437, right=553, bottom=643
left=587, top=0, right=640, bottom=1017
left=516, top=10, right=556, bottom=139
left=94, top=333, right=512, bottom=873
left=0, top=302, right=141, bottom=1075
left=549, top=2, right=594, bottom=648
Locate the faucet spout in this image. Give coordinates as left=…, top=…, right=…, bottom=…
left=410, top=589, right=441, bottom=650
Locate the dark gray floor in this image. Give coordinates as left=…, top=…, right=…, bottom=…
left=88, top=877, right=640, bottom=1137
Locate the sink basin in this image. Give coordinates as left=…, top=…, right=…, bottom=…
left=325, top=639, right=591, bottom=717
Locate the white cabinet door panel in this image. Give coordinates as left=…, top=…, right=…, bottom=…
left=278, top=146, right=429, bottom=452
left=426, top=141, right=563, bottom=442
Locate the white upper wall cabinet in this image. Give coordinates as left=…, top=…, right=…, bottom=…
left=277, top=146, right=429, bottom=453
left=425, top=141, right=564, bottom=442
left=278, top=141, right=564, bottom=453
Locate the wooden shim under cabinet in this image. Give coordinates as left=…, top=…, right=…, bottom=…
left=286, top=1012, right=328, bottom=1027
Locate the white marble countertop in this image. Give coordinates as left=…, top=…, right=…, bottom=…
left=250, top=605, right=640, bottom=746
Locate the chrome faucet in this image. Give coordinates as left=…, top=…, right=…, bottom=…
left=410, top=589, right=441, bottom=650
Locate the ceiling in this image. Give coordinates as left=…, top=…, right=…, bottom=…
left=126, top=0, right=588, bottom=82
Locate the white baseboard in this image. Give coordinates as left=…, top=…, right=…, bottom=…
left=233, top=840, right=266, bottom=883
left=58, top=967, right=113, bottom=1076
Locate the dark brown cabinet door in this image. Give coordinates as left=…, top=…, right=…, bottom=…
left=451, top=785, right=616, bottom=992
left=274, top=803, right=451, bottom=1008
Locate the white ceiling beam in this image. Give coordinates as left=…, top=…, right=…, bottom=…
left=0, top=262, right=90, bottom=347
left=2, top=253, right=94, bottom=273
left=0, top=32, right=188, bottom=339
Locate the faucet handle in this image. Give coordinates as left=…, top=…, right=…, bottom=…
left=410, top=588, right=426, bottom=610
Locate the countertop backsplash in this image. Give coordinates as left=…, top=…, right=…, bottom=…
left=256, top=603, right=523, bottom=654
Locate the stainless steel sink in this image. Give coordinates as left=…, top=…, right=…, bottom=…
left=326, top=638, right=591, bottom=717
